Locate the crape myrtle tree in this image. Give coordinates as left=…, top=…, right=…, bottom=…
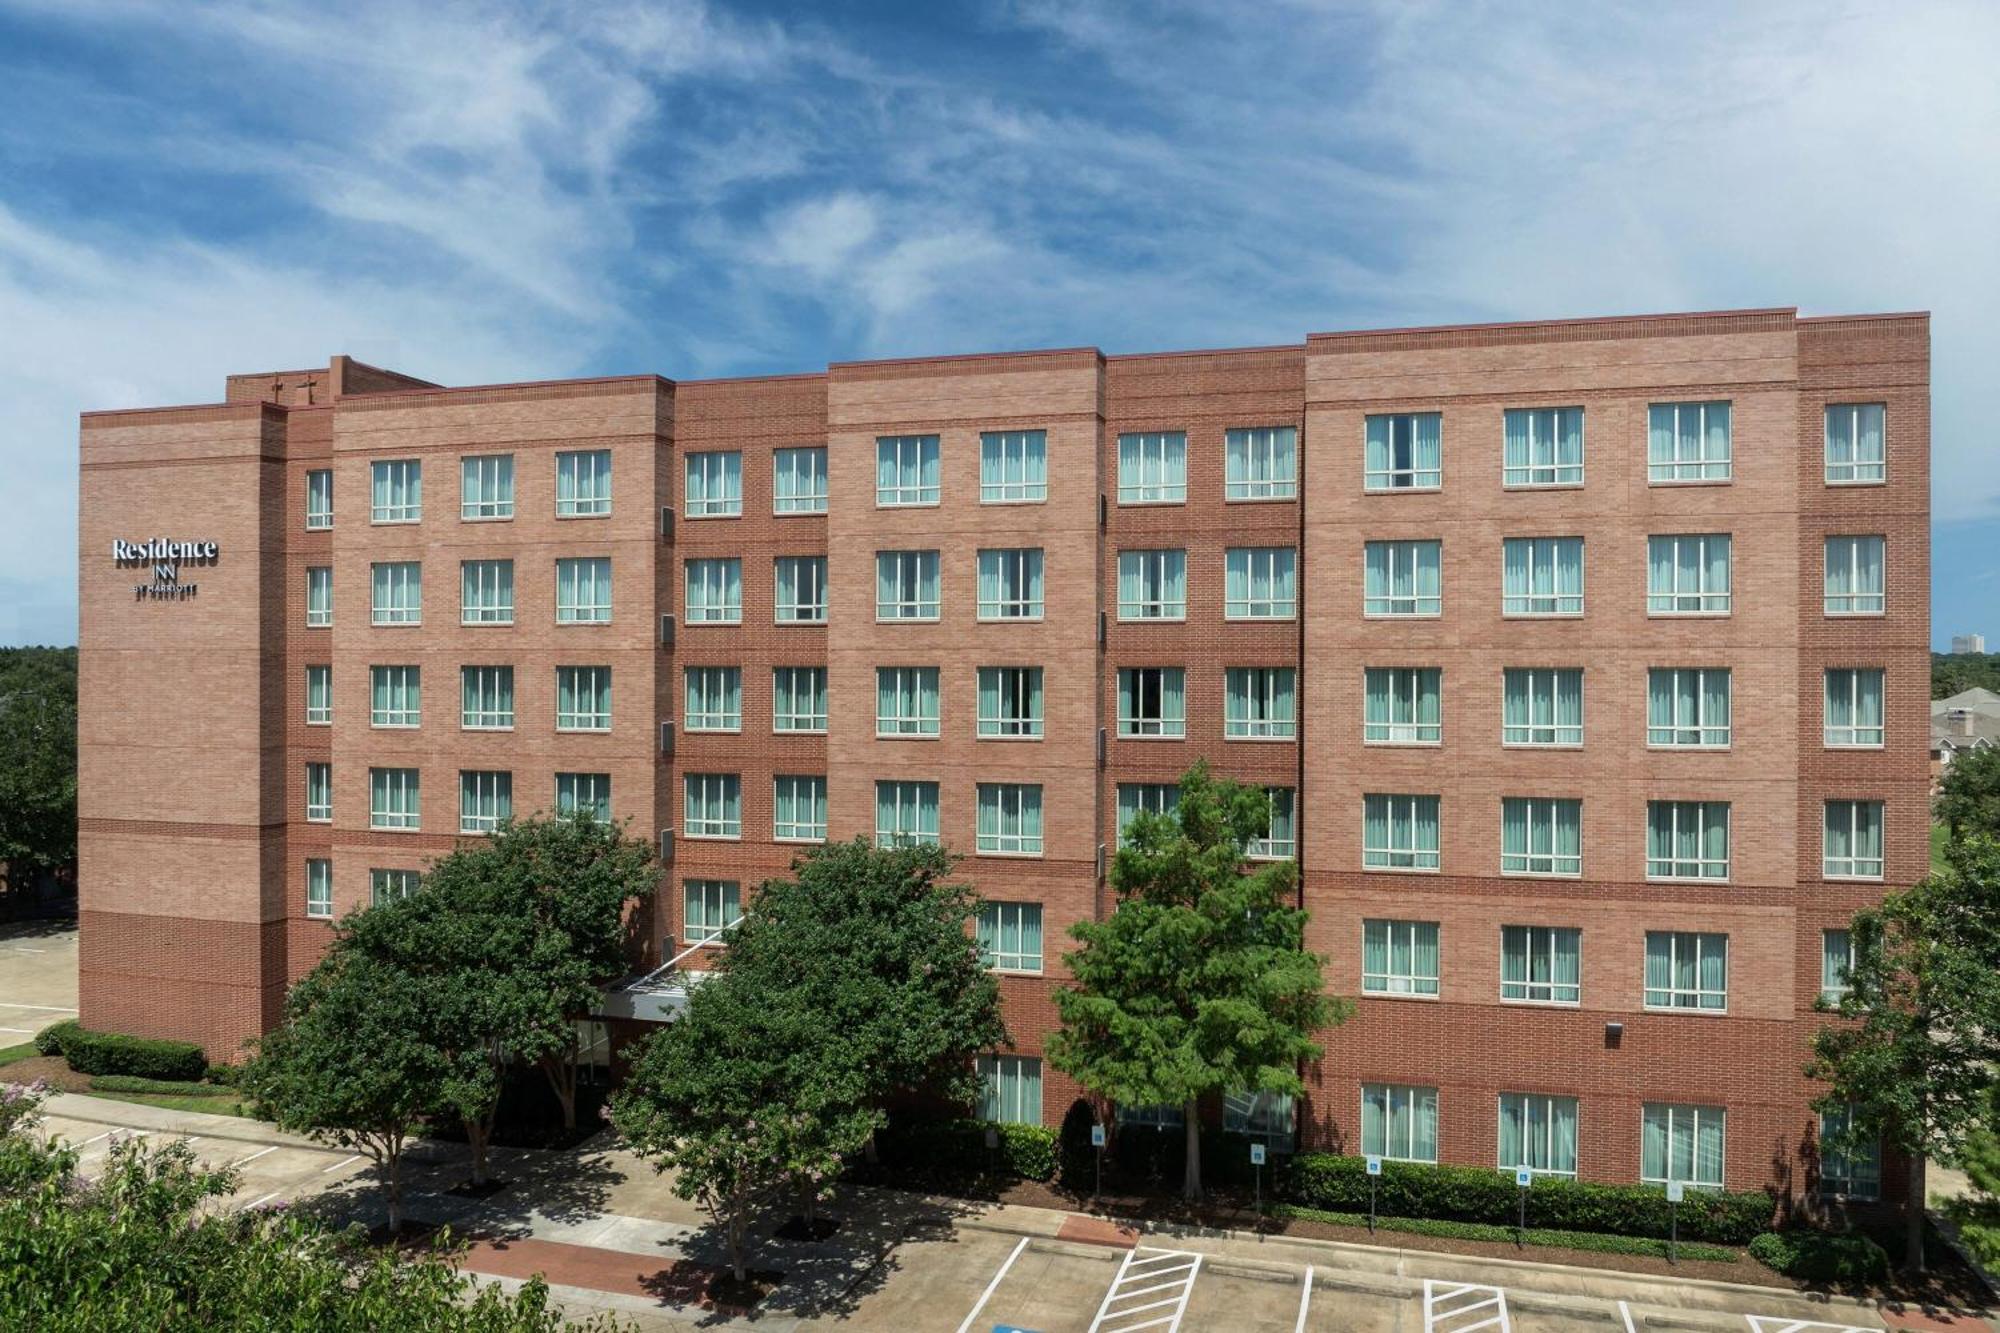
left=0, top=646, right=77, bottom=903
left=1935, top=744, right=2000, bottom=841
left=1047, top=762, right=1343, bottom=1201
left=1809, top=835, right=2000, bottom=1273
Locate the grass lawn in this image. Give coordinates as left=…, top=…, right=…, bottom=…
left=1934, top=821, right=1950, bottom=872
left=0, top=1041, right=36, bottom=1069
left=83, top=1089, right=251, bottom=1118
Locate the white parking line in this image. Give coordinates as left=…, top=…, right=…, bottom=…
left=231, top=1145, right=279, bottom=1168
left=1295, top=1265, right=1314, bottom=1333
left=1423, top=1279, right=1511, bottom=1333
left=240, top=1191, right=282, bottom=1211
left=0, top=1026, right=33, bottom=1034
left=1745, top=1319, right=1876, bottom=1333
left=1088, top=1245, right=1202, bottom=1333
left=321, top=1154, right=363, bottom=1174
left=0, top=1002, right=76, bottom=1011
left=954, top=1235, right=1029, bottom=1333
left=1619, top=1300, right=1637, bottom=1333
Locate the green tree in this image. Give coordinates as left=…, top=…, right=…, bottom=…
left=1047, top=763, right=1343, bottom=1201
left=0, top=1083, right=621, bottom=1330
left=240, top=949, right=449, bottom=1233
left=1944, top=1092, right=2000, bottom=1269
left=1809, top=836, right=2000, bottom=1272
left=1934, top=652, right=2000, bottom=700
left=0, top=646, right=77, bottom=901
left=1935, top=745, right=2000, bottom=841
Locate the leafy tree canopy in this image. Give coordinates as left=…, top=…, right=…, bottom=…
left=0, top=645, right=76, bottom=885
left=1936, top=744, right=2000, bottom=841
left=1934, top=651, right=2000, bottom=700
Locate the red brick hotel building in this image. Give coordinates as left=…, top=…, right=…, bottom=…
left=77, top=307, right=1928, bottom=1197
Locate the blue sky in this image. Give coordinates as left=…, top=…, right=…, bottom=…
left=1, top=0, right=1994, bottom=648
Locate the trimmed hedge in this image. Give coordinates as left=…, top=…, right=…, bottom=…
left=1286, top=1154, right=1773, bottom=1245
left=88, top=1074, right=238, bottom=1098
left=46, top=1023, right=207, bottom=1083
left=875, top=1117, right=1059, bottom=1182
left=1274, top=1204, right=1740, bottom=1263
left=33, top=1020, right=77, bottom=1057
left=1748, top=1230, right=1889, bottom=1283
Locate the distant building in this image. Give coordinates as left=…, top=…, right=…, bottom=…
left=1950, top=633, right=1986, bottom=654
left=1933, top=687, right=2000, bottom=785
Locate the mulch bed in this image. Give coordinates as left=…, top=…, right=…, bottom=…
left=0, top=1055, right=92, bottom=1092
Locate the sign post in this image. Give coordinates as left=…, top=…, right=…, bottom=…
left=1665, top=1179, right=1684, bottom=1265
left=1365, top=1155, right=1382, bottom=1234
left=1514, top=1166, right=1533, bottom=1247
left=1251, top=1141, right=1267, bottom=1215
left=1091, top=1122, right=1106, bottom=1203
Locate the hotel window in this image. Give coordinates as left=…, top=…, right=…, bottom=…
left=977, top=783, right=1044, bottom=856
left=875, top=780, right=940, bottom=848
left=684, top=879, right=742, bottom=945
left=370, top=459, right=422, bottom=523
left=683, top=774, right=740, bottom=838
left=773, top=556, right=828, bottom=623
left=557, top=772, right=612, bottom=821
left=1362, top=1084, right=1438, bottom=1163
left=1642, top=1103, right=1725, bottom=1188
left=684, top=666, right=741, bottom=732
left=459, top=770, right=512, bottom=834
left=1117, top=431, right=1186, bottom=503
left=977, top=667, right=1044, bottom=739
left=1501, top=926, right=1581, bottom=1004
left=1647, top=668, right=1730, bottom=748
left=773, top=775, right=827, bottom=842
left=1644, top=931, right=1728, bottom=1010
left=306, top=566, right=332, bottom=627
left=1499, top=1094, right=1578, bottom=1177
left=1824, top=668, right=1885, bottom=748
left=1225, top=667, right=1296, bottom=739
left=1116, top=783, right=1180, bottom=846
left=1818, top=1104, right=1881, bottom=1199
left=981, top=430, right=1047, bottom=503
left=1363, top=540, right=1442, bottom=616
left=461, top=666, right=514, bottom=730
left=1224, top=1090, right=1295, bottom=1151
left=1502, top=668, right=1582, bottom=746
left=1362, top=795, right=1440, bottom=871
left=684, top=450, right=742, bottom=518
left=977, top=902, right=1043, bottom=972
left=774, top=446, right=829, bottom=514
left=460, top=559, right=514, bottom=625
left=876, top=667, right=941, bottom=737
left=305, top=665, right=331, bottom=725
left=305, top=469, right=333, bottom=529
left=876, top=550, right=941, bottom=620
left=683, top=558, right=741, bottom=625
left=1502, top=407, right=1583, bottom=486
left=1226, top=426, right=1297, bottom=500
left=1824, top=536, right=1885, bottom=615
left=1364, top=412, right=1442, bottom=490
left=305, top=858, right=332, bottom=919
left=1362, top=919, right=1441, bottom=995
left=555, top=449, right=611, bottom=517
left=977, top=548, right=1044, bottom=620
left=460, top=454, right=514, bottom=520
left=369, top=767, right=421, bottom=831
left=1822, top=929, right=1854, bottom=1001
left=1647, top=402, right=1732, bottom=482
left=1824, top=800, right=1885, bottom=880
left=369, top=665, right=421, bottom=728
left=370, top=561, right=422, bottom=626
left=371, top=869, right=420, bottom=905
left=1646, top=534, right=1731, bottom=614
left=1117, top=667, right=1186, bottom=738
left=1225, top=547, right=1296, bottom=619
left=1117, top=1104, right=1185, bottom=1129
left=305, top=762, right=331, bottom=822
left=1501, top=798, right=1582, bottom=877
left=1646, top=802, right=1730, bottom=880
left=977, top=1054, right=1042, bottom=1126
left=876, top=434, right=940, bottom=506
left=1825, top=404, right=1886, bottom=484
left=772, top=666, right=828, bottom=733
left=1250, top=787, right=1296, bottom=860
left=1117, top=549, right=1187, bottom=620
left=1502, top=538, right=1583, bottom=616
left=556, top=666, right=612, bottom=732
left=1364, top=667, right=1442, bottom=744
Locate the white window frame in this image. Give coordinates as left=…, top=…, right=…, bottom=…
left=305, top=665, right=331, bottom=725
left=306, top=566, right=332, bottom=627
left=555, top=449, right=612, bottom=517
left=1824, top=403, right=1886, bottom=485
left=1823, top=535, right=1886, bottom=616
left=461, top=665, right=514, bottom=731
left=1364, top=667, right=1441, bottom=745
left=556, top=665, right=612, bottom=733
left=773, top=775, right=827, bottom=843
left=977, top=666, right=1043, bottom=739
left=977, top=1054, right=1042, bottom=1126
left=1225, top=666, right=1296, bottom=740
left=1501, top=537, right=1584, bottom=617
left=1500, top=798, right=1582, bottom=877
left=556, top=771, right=612, bottom=821
left=305, top=469, right=333, bottom=530
left=1364, top=412, right=1443, bottom=491
left=683, top=666, right=741, bottom=733
left=460, top=454, right=514, bottom=521
left=1645, top=801, right=1731, bottom=881
left=876, top=550, right=941, bottom=621
left=370, top=561, right=422, bottom=626
left=556, top=557, right=613, bottom=624
left=1647, top=402, right=1732, bottom=483
left=1363, top=540, right=1442, bottom=617
left=1823, top=800, right=1885, bottom=880
left=1501, top=668, right=1583, bottom=747
left=369, top=665, right=421, bottom=728
left=774, top=446, right=829, bottom=514
left=683, top=558, right=741, bottom=625
left=1498, top=1092, right=1579, bottom=1177
left=370, top=458, right=422, bottom=524
left=1646, top=534, right=1732, bottom=615
left=1502, top=407, right=1584, bottom=487
left=976, top=783, right=1043, bottom=856
left=683, top=878, right=742, bottom=945
left=1640, top=1102, right=1726, bottom=1188
left=371, top=868, right=419, bottom=905
left=1821, top=928, right=1855, bottom=1002
left=876, top=666, right=941, bottom=738
left=1117, top=431, right=1186, bottom=504
left=980, top=430, right=1047, bottom=504
left=977, top=548, right=1044, bottom=620
left=1361, top=1083, right=1438, bottom=1163
left=1647, top=668, right=1730, bottom=748
left=876, top=434, right=940, bottom=507
left=875, top=780, right=940, bottom=848
left=772, top=666, right=828, bottom=733
left=1500, top=925, right=1582, bottom=1005
left=460, top=558, right=515, bottom=625
left=369, top=767, right=421, bottom=831
left=682, top=773, right=741, bottom=839
left=1643, top=931, right=1729, bottom=1011
left=1117, top=549, right=1187, bottom=621
left=1116, top=783, right=1180, bottom=847
left=1362, top=794, right=1441, bottom=871
left=1818, top=1104, right=1881, bottom=1200
left=1824, top=668, right=1886, bottom=748
left=774, top=556, right=828, bottom=624
left=305, top=858, right=332, bottom=919
left=1362, top=918, right=1441, bottom=996
left=684, top=450, right=742, bottom=518
left=1225, top=546, right=1297, bottom=620
left=1117, top=667, right=1186, bottom=738
left=305, top=762, right=331, bottom=823
left=1225, top=426, right=1298, bottom=501
left=1250, top=786, right=1296, bottom=860
left=976, top=901, right=1044, bottom=973
left=458, top=770, right=511, bottom=835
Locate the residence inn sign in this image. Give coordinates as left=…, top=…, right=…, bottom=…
left=112, top=536, right=217, bottom=601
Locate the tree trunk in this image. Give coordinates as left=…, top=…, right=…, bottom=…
left=466, top=1117, right=490, bottom=1186
left=797, top=1174, right=816, bottom=1227
left=539, top=1043, right=579, bottom=1131
left=385, top=1142, right=404, bottom=1234
left=728, top=1186, right=748, bottom=1283
left=1182, top=1099, right=1202, bottom=1202
left=1905, top=1152, right=1928, bottom=1274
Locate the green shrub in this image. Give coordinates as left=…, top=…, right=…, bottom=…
left=33, top=1020, right=78, bottom=1058
left=56, top=1025, right=207, bottom=1083
left=1285, top=1154, right=1772, bottom=1245
left=1274, top=1204, right=1740, bottom=1263
left=1748, top=1230, right=1889, bottom=1283
left=875, top=1116, right=1059, bottom=1182
left=203, top=1063, right=241, bottom=1088
left=89, top=1074, right=238, bottom=1097
left=1110, top=1121, right=1289, bottom=1190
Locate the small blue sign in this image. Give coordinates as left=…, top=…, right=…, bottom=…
left=1515, top=1166, right=1533, bottom=1188
left=1365, top=1155, right=1383, bottom=1176
left=994, top=1326, right=1044, bottom=1333
left=1250, top=1142, right=1267, bottom=1166
left=1091, top=1124, right=1106, bottom=1148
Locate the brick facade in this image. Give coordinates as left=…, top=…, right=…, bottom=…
left=76, top=308, right=1928, bottom=1197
